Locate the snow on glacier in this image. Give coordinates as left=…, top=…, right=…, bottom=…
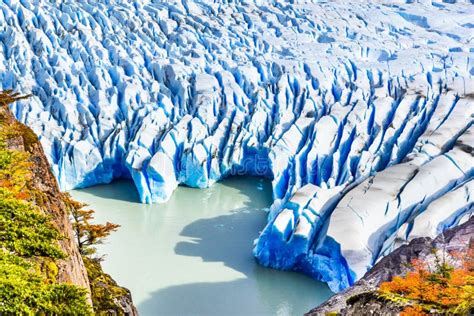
left=1, top=0, right=473, bottom=292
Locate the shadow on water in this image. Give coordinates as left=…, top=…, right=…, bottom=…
left=137, top=271, right=332, bottom=316
left=174, top=176, right=272, bottom=275
left=137, top=176, right=332, bottom=316
left=138, top=209, right=332, bottom=315
left=75, top=179, right=141, bottom=203
left=77, top=174, right=268, bottom=205
left=74, top=176, right=332, bottom=315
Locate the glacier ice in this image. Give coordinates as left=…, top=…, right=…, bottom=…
left=1, top=0, right=473, bottom=292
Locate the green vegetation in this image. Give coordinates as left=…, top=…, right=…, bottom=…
left=83, top=256, right=132, bottom=314
left=0, top=189, right=65, bottom=258
left=0, top=251, right=90, bottom=315
left=0, top=124, right=32, bottom=199
left=0, top=91, right=92, bottom=314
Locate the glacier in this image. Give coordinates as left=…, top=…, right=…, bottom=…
left=1, top=0, right=473, bottom=293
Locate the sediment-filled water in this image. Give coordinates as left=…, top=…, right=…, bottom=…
left=71, top=177, right=332, bottom=316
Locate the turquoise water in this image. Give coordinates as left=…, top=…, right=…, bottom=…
left=70, top=177, right=332, bottom=315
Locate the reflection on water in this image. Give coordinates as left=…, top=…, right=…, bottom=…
left=71, top=177, right=332, bottom=316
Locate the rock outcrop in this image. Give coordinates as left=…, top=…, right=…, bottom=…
left=0, top=98, right=137, bottom=315
left=306, top=216, right=473, bottom=315
left=1, top=98, right=91, bottom=297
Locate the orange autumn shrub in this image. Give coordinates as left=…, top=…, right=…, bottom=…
left=379, top=246, right=474, bottom=314
left=400, top=305, right=426, bottom=316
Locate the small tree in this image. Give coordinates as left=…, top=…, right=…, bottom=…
left=379, top=245, right=474, bottom=315
left=65, top=194, right=120, bottom=257
left=0, top=90, right=30, bottom=108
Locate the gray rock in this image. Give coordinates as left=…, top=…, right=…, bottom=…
left=306, top=217, right=473, bottom=315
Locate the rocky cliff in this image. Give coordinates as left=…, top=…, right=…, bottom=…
left=0, top=92, right=137, bottom=315
left=1, top=93, right=92, bottom=294
left=307, top=216, right=473, bottom=315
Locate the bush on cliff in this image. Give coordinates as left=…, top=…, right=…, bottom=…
left=0, top=251, right=90, bottom=315
left=0, top=91, right=92, bottom=314
left=378, top=246, right=474, bottom=315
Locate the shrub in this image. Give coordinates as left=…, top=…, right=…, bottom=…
left=379, top=248, right=474, bottom=315
left=0, top=189, right=65, bottom=259
left=0, top=136, right=32, bottom=199
left=0, top=251, right=91, bottom=315
left=65, top=193, right=119, bottom=257
left=83, top=256, right=131, bottom=313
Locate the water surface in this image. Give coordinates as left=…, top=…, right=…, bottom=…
left=71, top=177, right=332, bottom=315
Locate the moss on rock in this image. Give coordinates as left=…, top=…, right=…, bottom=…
left=83, top=257, right=137, bottom=315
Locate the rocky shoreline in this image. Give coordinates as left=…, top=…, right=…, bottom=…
left=307, top=216, right=473, bottom=315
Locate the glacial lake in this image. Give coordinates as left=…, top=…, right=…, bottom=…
left=71, top=177, right=332, bottom=315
